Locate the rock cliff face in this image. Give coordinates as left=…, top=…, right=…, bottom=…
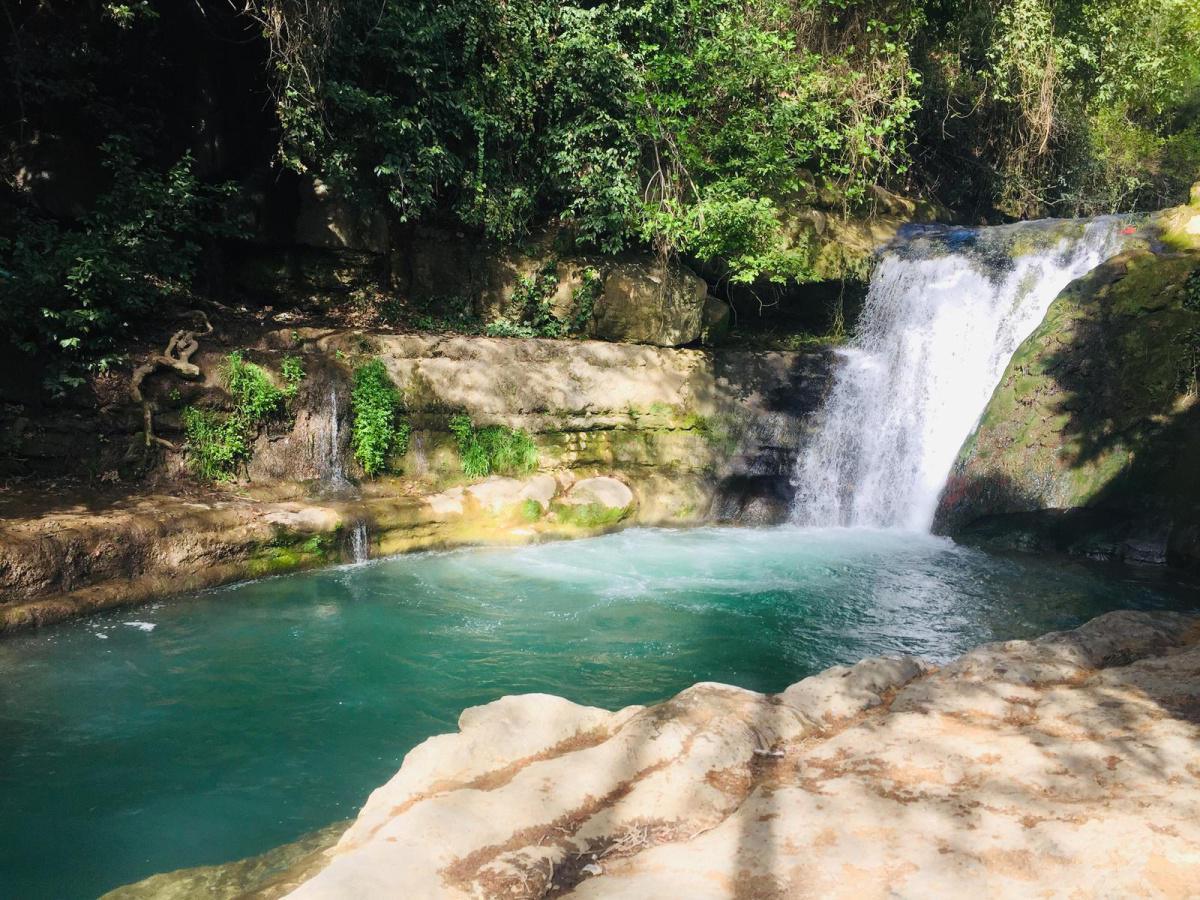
left=935, top=198, right=1200, bottom=569
left=0, top=335, right=832, bottom=631
left=110, top=610, right=1200, bottom=899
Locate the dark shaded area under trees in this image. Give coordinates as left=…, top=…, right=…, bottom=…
left=1, top=0, right=1197, bottom=398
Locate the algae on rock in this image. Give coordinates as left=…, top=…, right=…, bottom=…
left=935, top=224, right=1200, bottom=567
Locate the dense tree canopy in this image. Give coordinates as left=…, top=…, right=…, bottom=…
left=260, top=0, right=1199, bottom=241
left=1, top=0, right=1197, bottom=389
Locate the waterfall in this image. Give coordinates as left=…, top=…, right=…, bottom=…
left=323, top=386, right=350, bottom=490
left=791, top=217, right=1125, bottom=531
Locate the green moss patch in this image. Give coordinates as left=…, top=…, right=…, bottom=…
left=550, top=501, right=628, bottom=528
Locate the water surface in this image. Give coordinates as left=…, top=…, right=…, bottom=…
left=1, top=527, right=1195, bottom=898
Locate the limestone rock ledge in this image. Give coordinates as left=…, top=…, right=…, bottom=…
left=0, top=471, right=640, bottom=633
left=262, top=610, right=1200, bottom=899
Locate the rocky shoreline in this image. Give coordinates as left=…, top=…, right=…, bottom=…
left=0, top=337, right=831, bottom=633
left=107, top=609, right=1200, bottom=898
left=0, top=472, right=651, bottom=632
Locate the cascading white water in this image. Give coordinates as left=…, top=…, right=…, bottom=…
left=324, top=386, right=350, bottom=489
left=791, top=217, right=1125, bottom=531
left=349, top=521, right=369, bottom=563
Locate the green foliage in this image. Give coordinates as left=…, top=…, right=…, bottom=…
left=568, top=268, right=602, bottom=334
left=918, top=0, right=1200, bottom=216
left=268, top=0, right=920, bottom=283
left=519, top=498, right=544, bottom=522
left=411, top=294, right=483, bottom=333
left=487, top=262, right=603, bottom=337
left=183, top=353, right=289, bottom=481
left=280, top=356, right=306, bottom=397
left=1185, top=269, right=1200, bottom=312
left=103, top=2, right=157, bottom=28
left=181, top=408, right=249, bottom=482
left=226, top=352, right=286, bottom=421
left=0, top=139, right=234, bottom=395
left=350, top=359, right=410, bottom=476
left=448, top=413, right=539, bottom=478
left=486, top=262, right=564, bottom=338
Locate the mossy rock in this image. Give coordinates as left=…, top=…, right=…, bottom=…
left=935, top=247, right=1200, bottom=569
left=246, top=530, right=339, bottom=578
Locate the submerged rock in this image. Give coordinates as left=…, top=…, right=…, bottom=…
left=102, top=822, right=347, bottom=900
left=268, top=610, right=1200, bottom=899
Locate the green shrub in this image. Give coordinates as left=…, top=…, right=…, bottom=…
left=0, top=138, right=235, bottom=395
left=519, top=498, right=544, bottom=522
left=350, top=359, right=410, bottom=476
left=448, top=413, right=539, bottom=478
left=460, top=441, right=492, bottom=479
left=182, top=353, right=296, bottom=481
left=181, top=407, right=248, bottom=482
left=487, top=263, right=565, bottom=338
left=280, top=356, right=306, bottom=397
left=226, top=352, right=285, bottom=420
left=478, top=425, right=539, bottom=474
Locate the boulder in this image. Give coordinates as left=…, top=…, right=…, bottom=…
left=934, top=245, right=1200, bottom=569
left=282, top=610, right=1200, bottom=900
left=518, top=474, right=558, bottom=510
left=464, top=477, right=529, bottom=513
left=462, top=475, right=560, bottom=513
left=591, top=261, right=709, bottom=346
left=700, top=296, right=732, bottom=346
left=561, top=476, right=634, bottom=512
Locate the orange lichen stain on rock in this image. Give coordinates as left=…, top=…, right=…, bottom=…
left=976, top=848, right=1071, bottom=882
left=811, top=827, right=839, bottom=849
left=704, top=764, right=752, bottom=796
left=378, top=723, right=616, bottom=826
left=1142, top=851, right=1200, bottom=898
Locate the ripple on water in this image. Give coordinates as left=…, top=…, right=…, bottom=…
left=0, top=525, right=1196, bottom=900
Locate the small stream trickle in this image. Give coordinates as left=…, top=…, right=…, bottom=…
left=325, top=386, right=350, bottom=489
left=348, top=521, right=370, bottom=563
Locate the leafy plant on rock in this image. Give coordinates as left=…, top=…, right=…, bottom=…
left=350, top=359, right=411, bottom=476
left=448, top=413, right=538, bottom=478
left=182, top=352, right=289, bottom=481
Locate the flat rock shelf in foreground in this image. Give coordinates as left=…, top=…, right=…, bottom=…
left=129, top=610, right=1200, bottom=899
